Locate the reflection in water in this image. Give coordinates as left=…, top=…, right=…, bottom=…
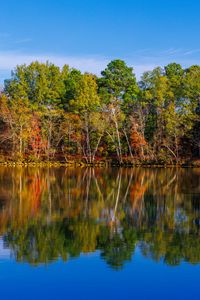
left=0, top=167, right=199, bottom=269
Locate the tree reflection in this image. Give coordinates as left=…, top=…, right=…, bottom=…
left=0, top=167, right=199, bottom=269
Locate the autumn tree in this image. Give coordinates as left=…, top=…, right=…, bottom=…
left=0, top=94, right=32, bottom=160
left=98, top=60, right=139, bottom=162
left=0, top=59, right=199, bottom=163
left=69, top=73, right=101, bottom=162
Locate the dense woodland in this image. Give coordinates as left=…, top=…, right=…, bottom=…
left=0, top=59, right=199, bottom=164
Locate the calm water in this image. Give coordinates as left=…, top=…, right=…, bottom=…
left=0, top=167, right=200, bottom=299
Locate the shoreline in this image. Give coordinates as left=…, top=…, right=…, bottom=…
left=0, top=160, right=199, bottom=168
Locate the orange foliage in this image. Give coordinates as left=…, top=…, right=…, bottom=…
left=28, top=116, right=47, bottom=157
left=130, top=128, right=147, bottom=156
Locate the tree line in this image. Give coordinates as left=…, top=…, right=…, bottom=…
left=0, top=60, right=199, bottom=163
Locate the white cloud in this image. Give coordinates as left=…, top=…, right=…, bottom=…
left=13, top=38, right=32, bottom=44
left=132, top=64, right=157, bottom=78
left=0, top=51, right=159, bottom=81
left=0, top=49, right=199, bottom=83
left=182, top=49, right=200, bottom=56
left=161, top=48, right=183, bottom=55
left=0, top=51, right=109, bottom=75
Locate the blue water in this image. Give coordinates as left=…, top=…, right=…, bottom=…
left=0, top=167, right=199, bottom=299
left=0, top=250, right=199, bottom=300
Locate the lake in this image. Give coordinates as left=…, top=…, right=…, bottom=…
left=0, top=167, right=199, bottom=299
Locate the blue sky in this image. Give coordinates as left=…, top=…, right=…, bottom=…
left=0, top=0, right=200, bottom=82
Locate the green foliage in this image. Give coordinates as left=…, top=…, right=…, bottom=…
left=98, top=59, right=139, bottom=109
left=0, top=59, right=200, bottom=162
left=69, top=73, right=100, bottom=113
left=5, top=61, right=65, bottom=109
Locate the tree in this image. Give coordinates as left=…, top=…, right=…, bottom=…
left=98, top=59, right=138, bottom=107
left=98, top=60, right=139, bottom=162
left=62, top=68, right=82, bottom=110
left=69, top=73, right=101, bottom=162
left=5, top=61, right=66, bottom=108
left=183, top=66, right=200, bottom=156
left=0, top=59, right=199, bottom=163
left=0, top=94, right=32, bottom=160
left=28, top=114, right=47, bottom=160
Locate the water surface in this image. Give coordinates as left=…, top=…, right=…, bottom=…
left=0, top=167, right=199, bottom=299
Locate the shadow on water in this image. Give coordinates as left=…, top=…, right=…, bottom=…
left=0, top=167, right=199, bottom=270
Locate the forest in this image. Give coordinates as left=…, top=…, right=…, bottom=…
left=0, top=59, right=199, bottom=164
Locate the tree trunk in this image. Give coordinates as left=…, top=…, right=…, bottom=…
left=19, top=125, right=23, bottom=159
left=92, top=134, right=103, bottom=162
left=47, top=119, right=52, bottom=161
left=85, top=113, right=92, bottom=163
left=123, top=129, right=133, bottom=158
left=111, top=108, right=122, bottom=163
